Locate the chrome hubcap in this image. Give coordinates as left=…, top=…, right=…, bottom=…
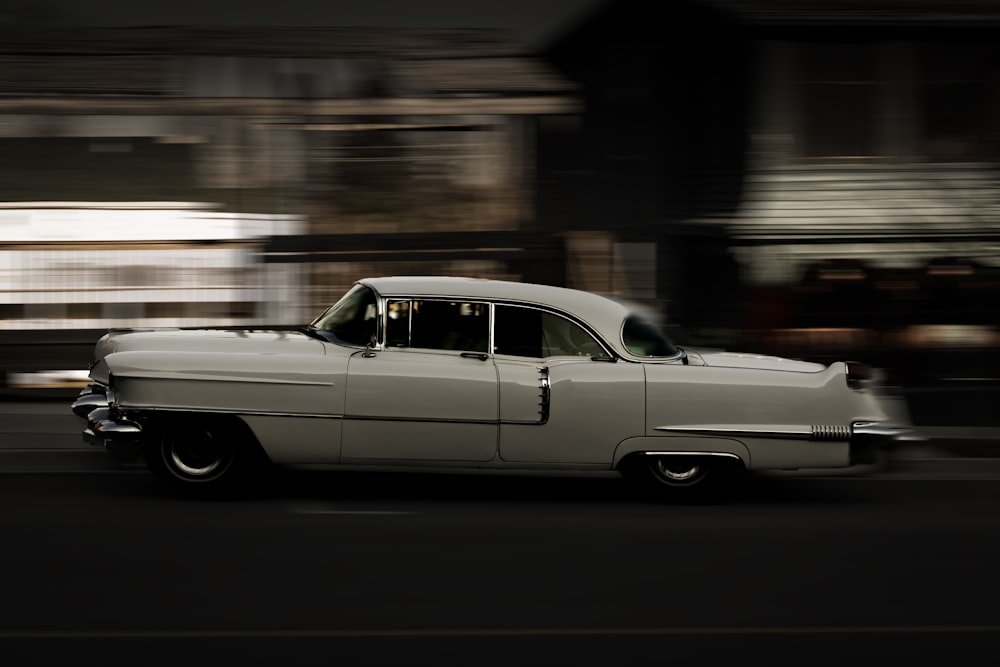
left=167, top=431, right=230, bottom=478
left=652, top=457, right=704, bottom=483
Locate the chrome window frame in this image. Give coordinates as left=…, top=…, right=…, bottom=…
left=371, top=292, right=619, bottom=361
left=378, top=296, right=493, bottom=354
left=490, top=301, right=616, bottom=361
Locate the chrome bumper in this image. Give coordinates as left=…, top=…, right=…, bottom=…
left=850, top=421, right=923, bottom=465
left=71, top=385, right=144, bottom=462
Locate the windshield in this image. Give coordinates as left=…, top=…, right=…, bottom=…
left=309, top=284, right=378, bottom=346
left=621, top=313, right=678, bottom=357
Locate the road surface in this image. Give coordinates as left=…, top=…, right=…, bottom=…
left=2, top=402, right=1000, bottom=665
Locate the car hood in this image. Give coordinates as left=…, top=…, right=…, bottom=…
left=687, top=348, right=826, bottom=373
left=93, top=327, right=327, bottom=361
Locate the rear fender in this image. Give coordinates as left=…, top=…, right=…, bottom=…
left=613, top=436, right=750, bottom=470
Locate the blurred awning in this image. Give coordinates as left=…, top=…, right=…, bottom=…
left=727, top=163, right=1000, bottom=244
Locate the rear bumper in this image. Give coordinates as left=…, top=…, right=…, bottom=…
left=850, top=421, right=923, bottom=465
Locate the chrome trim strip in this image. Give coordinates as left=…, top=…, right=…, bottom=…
left=654, top=425, right=811, bottom=439
left=117, top=405, right=344, bottom=420
left=653, top=424, right=853, bottom=442
left=641, top=451, right=741, bottom=459
left=116, top=405, right=556, bottom=427
left=346, top=414, right=498, bottom=426
left=119, top=404, right=501, bottom=425
left=114, top=377, right=336, bottom=388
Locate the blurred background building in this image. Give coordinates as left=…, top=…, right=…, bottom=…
left=0, top=24, right=576, bottom=332
left=538, top=0, right=1000, bottom=384
left=2, top=0, right=999, bottom=394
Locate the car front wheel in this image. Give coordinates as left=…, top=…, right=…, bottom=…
left=144, top=416, right=268, bottom=497
left=620, top=454, right=744, bottom=503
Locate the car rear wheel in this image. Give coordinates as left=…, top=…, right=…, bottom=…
left=144, top=416, right=269, bottom=498
left=620, top=454, right=744, bottom=503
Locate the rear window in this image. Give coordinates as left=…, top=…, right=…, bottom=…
left=622, top=314, right=677, bottom=357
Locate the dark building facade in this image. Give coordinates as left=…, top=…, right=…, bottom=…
left=537, top=0, right=1000, bottom=367
left=0, top=25, right=578, bottom=333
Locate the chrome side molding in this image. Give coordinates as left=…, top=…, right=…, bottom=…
left=656, top=422, right=920, bottom=445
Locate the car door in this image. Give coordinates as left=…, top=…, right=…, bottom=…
left=340, top=298, right=498, bottom=462
left=493, top=304, right=644, bottom=464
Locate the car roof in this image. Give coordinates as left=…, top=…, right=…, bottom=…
left=358, top=276, right=632, bottom=353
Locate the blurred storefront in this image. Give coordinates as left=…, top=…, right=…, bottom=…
left=726, top=4, right=1000, bottom=375
left=0, top=26, right=579, bottom=332
left=538, top=0, right=1000, bottom=382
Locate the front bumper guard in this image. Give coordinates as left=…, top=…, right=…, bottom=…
left=72, top=387, right=145, bottom=462
left=82, top=407, right=144, bottom=462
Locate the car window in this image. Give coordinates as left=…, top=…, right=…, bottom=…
left=622, top=313, right=678, bottom=357
left=385, top=300, right=413, bottom=348
left=494, top=305, right=604, bottom=358
left=310, top=284, right=379, bottom=346
left=387, top=299, right=489, bottom=352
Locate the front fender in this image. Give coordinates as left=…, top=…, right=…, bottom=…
left=104, top=350, right=345, bottom=417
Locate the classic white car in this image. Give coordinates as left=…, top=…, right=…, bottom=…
left=71, top=276, right=914, bottom=500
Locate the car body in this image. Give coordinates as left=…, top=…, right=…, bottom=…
left=71, top=276, right=915, bottom=500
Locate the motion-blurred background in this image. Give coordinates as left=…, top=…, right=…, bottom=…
left=1, top=0, right=998, bottom=436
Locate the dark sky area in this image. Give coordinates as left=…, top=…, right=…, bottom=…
left=2, top=0, right=611, bottom=48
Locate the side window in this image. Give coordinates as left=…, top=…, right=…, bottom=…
left=387, top=299, right=489, bottom=352
left=495, top=305, right=604, bottom=358
left=541, top=311, right=604, bottom=357
left=385, top=300, right=411, bottom=347
left=494, top=305, right=542, bottom=357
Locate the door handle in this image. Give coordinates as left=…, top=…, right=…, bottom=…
left=461, top=352, right=489, bottom=361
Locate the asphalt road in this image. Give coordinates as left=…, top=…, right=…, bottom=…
left=3, top=402, right=1000, bottom=665
left=4, top=469, right=1000, bottom=666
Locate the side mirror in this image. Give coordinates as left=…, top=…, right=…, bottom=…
left=362, top=333, right=377, bottom=358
